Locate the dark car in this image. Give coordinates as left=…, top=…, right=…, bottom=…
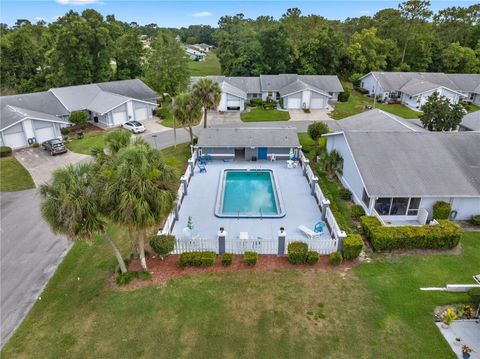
left=42, top=138, right=68, bottom=156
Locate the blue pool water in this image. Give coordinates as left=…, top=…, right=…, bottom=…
left=222, top=170, right=278, bottom=215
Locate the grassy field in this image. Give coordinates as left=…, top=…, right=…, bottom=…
left=331, top=85, right=421, bottom=120
left=66, top=131, right=106, bottom=155
left=158, top=109, right=201, bottom=129
left=241, top=107, right=290, bottom=122
left=0, top=157, right=35, bottom=192
left=160, top=142, right=192, bottom=172
left=188, top=52, right=221, bottom=76
left=466, top=103, right=480, bottom=113
left=2, top=218, right=477, bottom=359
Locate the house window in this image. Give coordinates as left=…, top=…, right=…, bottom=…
left=375, top=198, right=392, bottom=215
left=328, top=92, right=333, bottom=96
left=268, top=92, right=273, bottom=97
left=391, top=198, right=409, bottom=215
left=362, top=188, right=370, bottom=208
left=361, top=81, right=364, bottom=88
left=252, top=94, right=258, bottom=98
left=407, top=198, right=421, bottom=215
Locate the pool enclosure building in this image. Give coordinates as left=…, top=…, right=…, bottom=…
left=193, top=127, right=302, bottom=161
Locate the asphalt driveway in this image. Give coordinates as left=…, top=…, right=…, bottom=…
left=14, top=148, right=91, bottom=186
left=0, top=189, right=71, bottom=347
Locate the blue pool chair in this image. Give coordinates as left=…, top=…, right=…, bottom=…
left=198, top=163, right=207, bottom=173
left=314, top=221, right=325, bottom=233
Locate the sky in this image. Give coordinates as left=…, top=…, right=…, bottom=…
left=1, top=0, right=478, bottom=28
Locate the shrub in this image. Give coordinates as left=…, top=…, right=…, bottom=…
left=244, top=251, right=258, bottom=266
left=307, top=122, right=329, bottom=141
left=351, top=204, right=366, bottom=219
left=137, top=270, right=152, bottom=281
left=360, top=216, right=461, bottom=251
left=116, top=272, right=136, bottom=285
left=468, top=287, right=480, bottom=304
left=306, top=251, right=320, bottom=265
left=354, top=87, right=369, bottom=95
left=471, top=215, right=480, bottom=226
left=31, top=142, right=40, bottom=148
left=329, top=252, right=343, bottom=266
left=0, top=146, right=12, bottom=157
left=288, top=241, right=308, bottom=264
left=250, top=98, right=263, bottom=107
left=342, top=234, right=364, bottom=260
left=60, top=127, right=70, bottom=136
left=338, top=87, right=350, bottom=102
left=433, top=201, right=451, bottom=220
left=349, top=73, right=363, bottom=87
left=69, top=111, right=88, bottom=129
left=179, top=251, right=216, bottom=267
left=338, top=188, right=352, bottom=200
left=149, top=234, right=175, bottom=260
left=442, top=308, right=457, bottom=325
left=221, top=253, right=234, bottom=266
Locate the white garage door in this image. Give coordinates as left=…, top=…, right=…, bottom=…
left=310, top=95, right=325, bottom=109
left=134, top=106, right=148, bottom=121
left=3, top=132, right=27, bottom=149
left=112, top=111, right=127, bottom=126
left=226, top=97, right=241, bottom=110
left=287, top=96, right=301, bottom=109
left=35, top=126, right=56, bottom=143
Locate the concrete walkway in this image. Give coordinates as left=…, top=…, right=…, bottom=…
left=0, top=189, right=71, bottom=347
left=288, top=109, right=332, bottom=122
left=436, top=321, right=480, bottom=358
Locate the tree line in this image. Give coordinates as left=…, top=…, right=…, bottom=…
left=214, top=1, right=480, bottom=78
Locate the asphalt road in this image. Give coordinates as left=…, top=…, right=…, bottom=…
left=0, top=189, right=70, bottom=347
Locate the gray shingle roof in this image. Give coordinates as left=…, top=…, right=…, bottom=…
left=368, top=72, right=460, bottom=92
left=298, top=75, right=344, bottom=93
left=221, top=82, right=247, bottom=99
left=97, top=79, right=158, bottom=101
left=343, top=131, right=480, bottom=197
left=461, top=110, right=480, bottom=131
left=278, top=80, right=331, bottom=97
left=49, top=84, right=101, bottom=112
left=0, top=91, right=69, bottom=131
left=400, top=78, right=443, bottom=96
left=87, top=91, right=129, bottom=114
left=260, top=74, right=298, bottom=91
left=447, top=74, right=480, bottom=93
left=197, top=127, right=300, bottom=148
left=333, top=109, right=426, bottom=132
left=191, top=76, right=261, bottom=94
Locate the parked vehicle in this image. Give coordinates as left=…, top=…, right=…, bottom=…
left=42, top=138, right=68, bottom=156
left=122, top=121, right=145, bottom=133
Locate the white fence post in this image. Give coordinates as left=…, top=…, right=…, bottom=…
left=303, top=158, right=310, bottom=177
left=188, top=158, right=194, bottom=177
left=337, top=230, right=347, bottom=252
left=181, top=176, right=188, bottom=195
left=278, top=228, right=286, bottom=256
left=310, top=176, right=318, bottom=195
left=218, top=228, right=226, bottom=255
left=321, top=198, right=330, bottom=221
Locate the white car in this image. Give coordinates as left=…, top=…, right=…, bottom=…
left=122, top=121, right=145, bottom=133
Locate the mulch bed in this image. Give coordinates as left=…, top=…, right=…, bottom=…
left=113, top=254, right=359, bottom=291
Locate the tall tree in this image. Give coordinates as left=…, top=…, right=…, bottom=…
left=144, top=29, right=189, bottom=96
left=192, top=78, right=221, bottom=129
left=40, top=163, right=128, bottom=273
left=171, top=92, right=202, bottom=143
left=419, top=92, right=465, bottom=131
left=398, top=0, right=433, bottom=64
left=102, top=143, right=178, bottom=270
left=442, top=42, right=479, bottom=73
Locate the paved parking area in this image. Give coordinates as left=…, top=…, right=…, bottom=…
left=0, top=189, right=71, bottom=347
left=207, top=111, right=241, bottom=126
left=140, top=118, right=170, bottom=134
left=288, top=109, right=332, bottom=121
left=14, top=148, right=91, bottom=186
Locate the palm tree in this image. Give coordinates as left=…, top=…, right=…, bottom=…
left=192, top=78, right=221, bottom=129
left=104, top=128, right=132, bottom=154
left=40, top=163, right=128, bottom=273
left=102, top=143, right=178, bottom=270
left=171, top=92, right=202, bottom=144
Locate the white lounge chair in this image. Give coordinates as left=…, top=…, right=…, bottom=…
left=298, top=225, right=321, bottom=239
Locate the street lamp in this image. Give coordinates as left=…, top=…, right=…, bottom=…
left=163, top=92, right=176, bottom=148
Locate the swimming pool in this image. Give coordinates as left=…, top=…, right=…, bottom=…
left=215, top=169, right=286, bottom=218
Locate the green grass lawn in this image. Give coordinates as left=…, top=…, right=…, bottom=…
left=466, top=103, right=480, bottom=113
left=0, top=157, right=35, bottom=192
left=2, top=220, right=478, bottom=358
left=188, top=52, right=221, bottom=76
left=160, top=142, right=192, bottom=173
left=158, top=109, right=201, bottom=129
left=240, top=107, right=290, bottom=122
left=331, top=84, right=421, bottom=120
left=66, top=131, right=106, bottom=155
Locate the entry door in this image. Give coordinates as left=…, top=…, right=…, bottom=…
left=258, top=147, right=268, bottom=160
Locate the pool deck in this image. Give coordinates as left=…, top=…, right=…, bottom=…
left=172, top=160, right=330, bottom=241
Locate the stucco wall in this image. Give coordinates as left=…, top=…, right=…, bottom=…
left=360, top=74, right=385, bottom=98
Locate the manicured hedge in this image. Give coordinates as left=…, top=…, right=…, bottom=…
left=329, top=252, right=343, bottom=265
left=221, top=253, right=234, bottom=266
left=179, top=251, right=216, bottom=267
left=468, top=287, right=480, bottom=304
left=149, top=234, right=175, bottom=259
left=244, top=251, right=258, bottom=266
left=0, top=146, right=12, bottom=157
left=342, top=234, right=364, bottom=260
left=288, top=241, right=308, bottom=264
left=351, top=204, right=366, bottom=219
left=338, top=188, right=352, bottom=200
left=360, top=216, right=461, bottom=251
left=433, top=201, right=451, bottom=220
left=306, top=251, right=320, bottom=265
left=471, top=215, right=480, bottom=226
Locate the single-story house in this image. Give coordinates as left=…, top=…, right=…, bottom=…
left=191, top=74, right=343, bottom=111
left=359, top=72, right=477, bottom=109
left=0, top=79, right=158, bottom=149
left=323, top=111, right=480, bottom=221
left=193, top=43, right=213, bottom=53
left=194, top=127, right=301, bottom=161
left=460, top=110, right=480, bottom=132
left=185, top=46, right=206, bottom=61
